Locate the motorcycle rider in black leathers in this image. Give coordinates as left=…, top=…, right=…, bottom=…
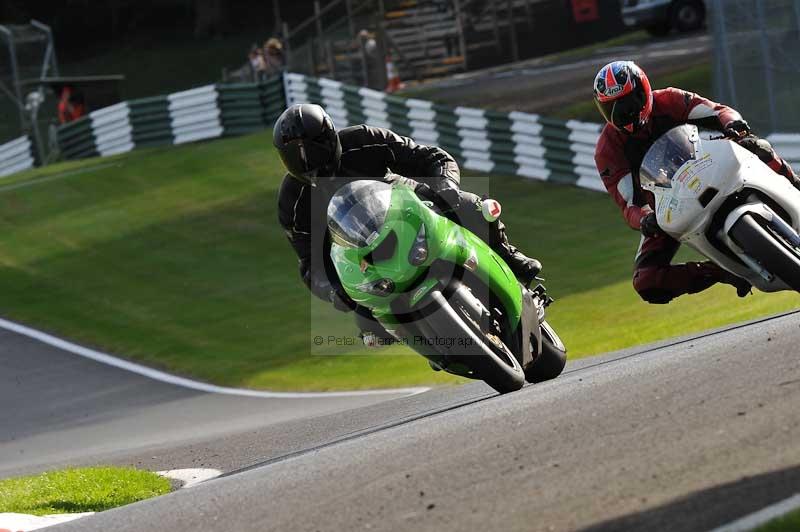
left=275, top=103, right=541, bottom=343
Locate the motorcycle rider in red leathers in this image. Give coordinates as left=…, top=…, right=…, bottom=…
left=593, top=61, right=800, bottom=304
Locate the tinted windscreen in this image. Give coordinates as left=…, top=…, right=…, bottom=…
left=640, top=125, right=698, bottom=189
left=327, top=180, right=393, bottom=248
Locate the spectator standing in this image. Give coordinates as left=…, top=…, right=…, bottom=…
left=357, top=29, right=384, bottom=90
left=263, top=37, right=285, bottom=78
left=249, top=44, right=267, bottom=81
left=57, top=86, right=86, bottom=124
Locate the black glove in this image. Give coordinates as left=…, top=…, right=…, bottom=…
left=640, top=212, right=662, bottom=238
left=736, top=135, right=775, bottom=163
left=329, top=287, right=356, bottom=313
left=723, top=119, right=750, bottom=139
left=396, top=175, right=460, bottom=212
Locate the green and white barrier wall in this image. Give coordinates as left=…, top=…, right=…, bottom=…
left=56, top=77, right=286, bottom=160
left=48, top=72, right=608, bottom=192
left=283, top=73, right=606, bottom=192
left=6, top=71, right=797, bottom=189
left=0, top=135, right=36, bottom=177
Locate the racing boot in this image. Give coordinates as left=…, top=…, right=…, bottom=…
left=719, top=272, right=752, bottom=298
left=492, top=225, right=542, bottom=286
left=708, top=263, right=752, bottom=298
left=501, top=248, right=542, bottom=286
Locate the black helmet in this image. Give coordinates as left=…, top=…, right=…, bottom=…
left=273, top=104, right=342, bottom=185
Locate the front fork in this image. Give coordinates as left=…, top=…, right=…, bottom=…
left=516, top=282, right=553, bottom=369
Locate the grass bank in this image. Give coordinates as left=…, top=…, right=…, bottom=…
left=0, top=467, right=170, bottom=515
left=756, top=508, right=800, bottom=531
left=554, top=61, right=713, bottom=122
left=0, top=131, right=796, bottom=390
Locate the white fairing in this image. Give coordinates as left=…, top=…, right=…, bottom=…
left=643, top=125, right=800, bottom=292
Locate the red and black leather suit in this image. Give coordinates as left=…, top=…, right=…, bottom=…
left=595, top=87, right=797, bottom=304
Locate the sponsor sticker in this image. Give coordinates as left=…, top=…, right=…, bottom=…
left=694, top=153, right=713, bottom=171
left=677, top=154, right=713, bottom=184
left=665, top=197, right=681, bottom=224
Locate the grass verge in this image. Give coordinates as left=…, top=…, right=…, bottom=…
left=554, top=61, right=713, bottom=122
left=0, top=467, right=170, bottom=515
left=0, top=131, right=796, bottom=390
left=756, top=508, right=800, bottom=531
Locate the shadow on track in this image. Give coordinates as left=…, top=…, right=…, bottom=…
left=580, top=464, right=800, bottom=532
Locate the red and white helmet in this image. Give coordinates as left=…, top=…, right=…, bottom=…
left=593, top=61, right=653, bottom=134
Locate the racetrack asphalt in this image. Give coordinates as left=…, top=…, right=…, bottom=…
left=0, top=326, right=421, bottom=479
left=29, top=309, right=800, bottom=532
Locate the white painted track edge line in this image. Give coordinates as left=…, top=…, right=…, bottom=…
left=709, top=493, right=800, bottom=532
left=0, top=317, right=430, bottom=398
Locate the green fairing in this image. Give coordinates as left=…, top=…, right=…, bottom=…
left=330, top=185, right=523, bottom=330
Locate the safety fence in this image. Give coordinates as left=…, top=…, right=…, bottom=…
left=283, top=73, right=606, bottom=192
left=0, top=135, right=35, bottom=177
left=56, top=77, right=286, bottom=160
left=4, top=71, right=799, bottom=190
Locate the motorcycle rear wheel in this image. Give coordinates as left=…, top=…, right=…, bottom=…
left=730, top=214, right=800, bottom=292
left=525, top=320, right=567, bottom=383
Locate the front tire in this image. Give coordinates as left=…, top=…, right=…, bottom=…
left=730, top=214, right=800, bottom=291
left=430, top=289, right=525, bottom=394
left=525, top=320, right=567, bottom=383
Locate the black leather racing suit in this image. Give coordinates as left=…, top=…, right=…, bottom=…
left=277, top=124, right=527, bottom=333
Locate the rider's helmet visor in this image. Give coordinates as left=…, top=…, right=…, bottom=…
left=595, top=85, right=647, bottom=130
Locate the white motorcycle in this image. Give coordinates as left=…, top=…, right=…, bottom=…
left=640, top=124, right=800, bottom=292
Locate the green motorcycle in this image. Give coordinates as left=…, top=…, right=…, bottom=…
left=327, top=179, right=567, bottom=394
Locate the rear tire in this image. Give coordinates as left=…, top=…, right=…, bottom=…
left=525, top=320, right=567, bottom=383
left=730, top=214, right=800, bottom=292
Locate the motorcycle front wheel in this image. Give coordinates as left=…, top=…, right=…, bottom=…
left=434, top=287, right=525, bottom=394
left=730, top=214, right=800, bottom=292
